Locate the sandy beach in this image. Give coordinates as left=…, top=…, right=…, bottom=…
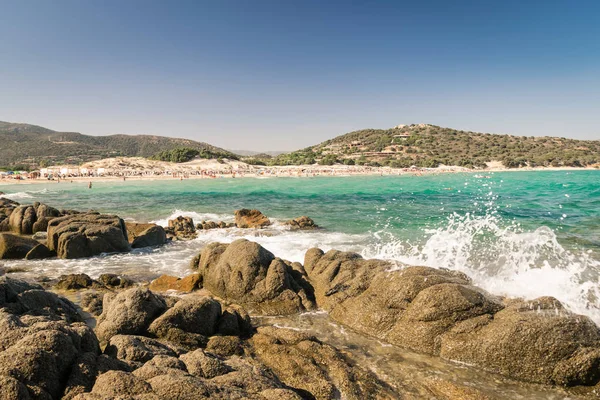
left=0, top=157, right=597, bottom=185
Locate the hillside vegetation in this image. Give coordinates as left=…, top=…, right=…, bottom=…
left=0, top=121, right=236, bottom=169
left=262, top=124, right=600, bottom=168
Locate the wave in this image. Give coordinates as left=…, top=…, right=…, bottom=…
left=0, top=188, right=53, bottom=200
left=363, top=211, right=600, bottom=324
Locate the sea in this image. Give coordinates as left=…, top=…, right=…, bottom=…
left=2, top=170, right=600, bottom=398
left=1, top=170, right=599, bottom=324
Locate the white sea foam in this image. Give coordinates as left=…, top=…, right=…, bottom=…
left=0, top=189, right=53, bottom=200
left=151, top=209, right=234, bottom=227
left=363, top=212, right=600, bottom=324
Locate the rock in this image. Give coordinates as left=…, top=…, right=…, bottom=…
left=62, top=352, right=99, bottom=400
left=32, top=203, right=61, bottom=233
left=167, top=216, right=195, bottom=239
left=234, top=209, right=271, bottom=228
left=260, top=388, right=304, bottom=400
left=132, top=355, right=188, bottom=380
left=0, top=375, right=32, bottom=400
left=205, top=336, right=244, bottom=357
left=47, top=213, right=131, bottom=259
left=217, top=304, right=252, bottom=336
left=125, top=222, right=167, bottom=248
left=104, top=335, right=179, bottom=366
left=304, top=248, right=600, bottom=387
left=0, top=233, right=40, bottom=259
left=24, top=243, right=54, bottom=260
left=89, top=370, right=153, bottom=397
left=97, top=273, right=134, bottom=289
left=191, top=239, right=315, bottom=315
left=149, top=274, right=201, bottom=292
left=80, top=292, right=104, bottom=316
left=7, top=205, right=36, bottom=235
left=440, top=297, right=600, bottom=386
left=146, top=374, right=210, bottom=400
left=284, top=216, right=318, bottom=230
left=179, top=349, right=231, bottom=378
left=95, top=288, right=167, bottom=343
left=54, top=274, right=100, bottom=290
left=251, top=326, right=399, bottom=400
left=148, top=296, right=221, bottom=348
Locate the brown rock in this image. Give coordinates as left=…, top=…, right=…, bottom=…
left=167, top=216, right=196, bottom=239
left=234, top=209, right=271, bottom=228
left=24, top=243, right=54, bottom=260
left=47, top=213, right=131, bottom=259
left=284, top=216, right=318, bottom=230
left=149, top=274, right=201, bottom=292
left=0, top=233, right=40, bottom=259
left=90, top=370, right=153, bottom=397
left=191, top=239, right=314, bottom=315
left=126, top=222, right=167, bottom=248
left=54, top=273, right=100, bottom=290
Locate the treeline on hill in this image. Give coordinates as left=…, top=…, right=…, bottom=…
left=0, top=121, right=236, bottom=169
left=149, top=147, right=238, bottom=163
left=248, top=125, right=599, bottom=169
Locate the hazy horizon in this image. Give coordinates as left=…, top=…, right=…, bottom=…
left=1, top=0, right=598, bottom=151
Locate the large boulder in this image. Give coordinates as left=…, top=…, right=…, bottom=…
left=5, top=202, right=61, bottom=235
left=0, top=278, right=100, bottom=399
left=191, top=239, right=315, bottom=314
left=0, top=233, right=40, bottom=259
left=47, top=213, right=131, bottom=259
left=304, top=248, right=600, bottom=387
left=234, top=209, right=271, bottom=228
left=125, top=222, right=167, bottom=248
left=95, top=288, right=167, bottom=343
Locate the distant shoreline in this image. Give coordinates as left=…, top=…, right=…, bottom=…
left=0, top=163, right=596, bottom=186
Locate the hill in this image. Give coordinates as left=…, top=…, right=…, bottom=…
left=268, top=124, right=600, bottom=168
left=0, top=121, right=237, bottom=169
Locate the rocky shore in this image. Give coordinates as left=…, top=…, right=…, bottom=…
left=1, top=199, right=600, bottom=399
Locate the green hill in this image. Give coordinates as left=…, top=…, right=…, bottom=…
left=0, top=121, right=237, bottom=169
left=268, top=124, right=600, bottom=168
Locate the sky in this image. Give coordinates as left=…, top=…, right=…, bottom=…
left=0, top=0, right=598, bottom=151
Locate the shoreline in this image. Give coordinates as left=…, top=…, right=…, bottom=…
left=0, top=163, right=597, bottom=186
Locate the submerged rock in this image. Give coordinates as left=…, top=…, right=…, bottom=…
left=234, top=209, right=271, bottom=228
left=125, top=222, right=167, bottom=249
left=191, top=239, right=315, bottom=314
left=54, top=274, right=101, bottom=291
left=47, top=213, right=131, bottom=259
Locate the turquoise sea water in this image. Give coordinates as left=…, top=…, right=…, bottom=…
left=1, top=170, right=600, bottom=322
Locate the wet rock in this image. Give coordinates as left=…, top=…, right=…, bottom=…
left=47, top=213, right=131, bottom=259
left=305, top=248, right=600, bottom=387
left=97, top=273, right=134, bottom=289
left=284, top=216, right=318, bottom=230
left=149, top=274, right=201, bottom=292
left=0, top=233, right=40, bottom=259
left=179, top=349, right=231, bottom=378
left=24, top=243, right=54, bottom=260
left=167, top=216, right=196, bottom=239
left=441, top=297, right=600, bottom=386
left=196, top=221, right=235, bottom=230
left=191, top=239, right=315, bottom=315
left=95, top=288, right=167, bottom=343
left=54, top=274, right=101, bottom=290
left=125, top=222, right=167, bottom=249
left=250, top=326, right=399, bottom=400
left=234, top=208, right=271, bottom=228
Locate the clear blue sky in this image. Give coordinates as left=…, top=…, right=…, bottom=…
left=1, top=0, right=598, bottom=150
